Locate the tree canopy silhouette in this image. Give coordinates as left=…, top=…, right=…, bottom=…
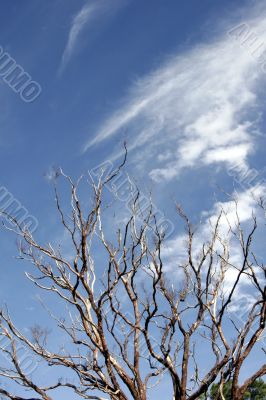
left=0, top=162, right=265, bottom=400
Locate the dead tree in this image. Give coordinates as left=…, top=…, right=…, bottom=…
left=0, top=163, right=265, bottom=400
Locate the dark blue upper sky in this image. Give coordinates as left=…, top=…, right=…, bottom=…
left=0, top=0, right=253, bottom=186
left=0, top=0, right=260, bottom=229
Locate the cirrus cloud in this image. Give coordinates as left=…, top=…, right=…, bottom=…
left=84, top=5, right=266, bottom=183
left=59, top=0, right=129, bottom=73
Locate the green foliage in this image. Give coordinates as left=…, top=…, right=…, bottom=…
left=210, top=381, right=232, bottom=399
left=243, top=379, right=266, bottom=400
left=199, top=393, right=208, bottom=399
left=209, top=379, right=266, bottom=400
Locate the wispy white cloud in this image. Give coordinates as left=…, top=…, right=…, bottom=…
left=84, top=4, right=266, bottom=182
left=60, top=2, right=97, bottom=72
left=59, top=0, right=127, bottom=73
left=161, top=185, right=265, bottom=297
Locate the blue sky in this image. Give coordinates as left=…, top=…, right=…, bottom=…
left=0, top=0, right=265, bottom=398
